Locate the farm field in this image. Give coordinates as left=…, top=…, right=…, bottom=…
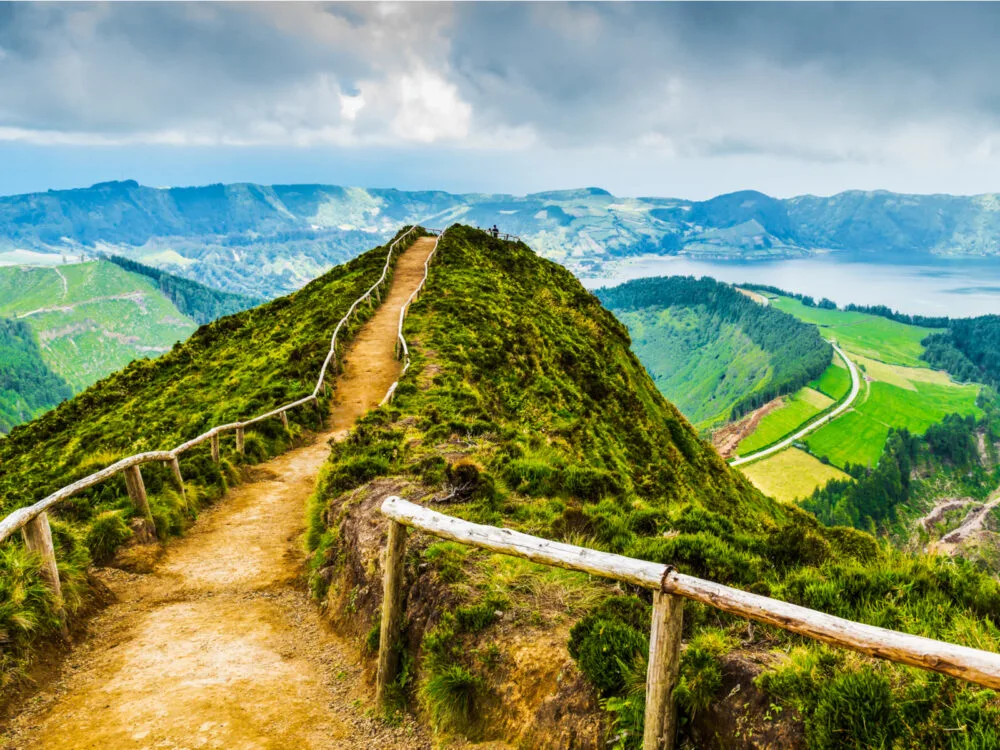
left=732, top=294, right=982, bottom=498
left=769, top=296, right=938, bottom=367
left=736, top=387, right=832, bottom=454
left=739, top=447, right=850, bottom=502
left=809, top=356, right=851, bottom=400
left=805, top=378, right=981, bottom=468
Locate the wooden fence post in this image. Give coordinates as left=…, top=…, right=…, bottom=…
left=22, top=512, right=69, bottom=640
left=124, top=465, right=153, bottom=522
left=313, top=396, right=324, bottom=428
left=643, top=591, right=684, bottom=750
left=280, top=411, right=289, bottom=430
left=211, top=433, right=220, bottom=463
left=376, top=520, right=408, bottom=709
left=236, top=426, right=245, bottom=455
left=169, top=457, right=186, bottom=503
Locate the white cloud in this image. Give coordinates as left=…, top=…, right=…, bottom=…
left=392, top=70, right=471, bottom=143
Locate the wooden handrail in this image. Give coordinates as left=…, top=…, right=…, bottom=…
left=377, top=496, right=1000, bottom=749
left=382, top=229, right=445, bottom=405
left=0, top=224, right=425, bottom=549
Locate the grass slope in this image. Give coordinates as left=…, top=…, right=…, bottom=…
left=736, top=387, right=832, bottom=454
left=771, top=296, right=933, bottom=367
left=598, top=276, right=831, bottom=431
left=612, top=305, right=772, bottom=428
left=0, top=261, right=197, bottom=392
left=0, top=229, right=423, bottom=680
left=306, top=226, right=1000, bottom=748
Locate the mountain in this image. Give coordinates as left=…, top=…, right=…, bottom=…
left=0, top=259, right=257, bottom=429
left=4, top=182, right=1000, bottom=298
left=3, top=226, right=1000, bottom=746
left=595, top=276, right=831, bottom=430
left=304, top=226, right=1000, bottom=747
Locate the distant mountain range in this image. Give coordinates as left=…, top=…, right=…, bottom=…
left=3, top=181, right=1000, bottom=296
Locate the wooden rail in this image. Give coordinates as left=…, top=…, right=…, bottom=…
left=380, top=230, right=445, bottom=406
left=0, top=225, right=429, bottom=630
left=377, top=497, right=1000, bottom=749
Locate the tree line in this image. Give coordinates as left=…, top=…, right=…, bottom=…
left=104, top=255, right=262, bottom=324
left=0, top=318, right=72, bottom=433
left=596, top=276, right=832, bottom=420
left=922, top=315, right=1000, bottom=389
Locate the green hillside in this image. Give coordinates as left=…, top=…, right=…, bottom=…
left=0, top=261, right=197, bottom=393
left=303, top=227, right=1000, bottom=748
left=596, top=276, right=831, bottom=429
left=0, top=318, right=72, bottom=434
left=104, top=255, right=261, bottom=325
left=0, top=229, right=424, bottom=681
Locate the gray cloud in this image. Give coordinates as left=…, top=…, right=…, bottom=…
left=1, top=2, right=999, bottom=171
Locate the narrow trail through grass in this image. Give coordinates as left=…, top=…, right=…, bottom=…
left=0, top=238, right=439, bottom=750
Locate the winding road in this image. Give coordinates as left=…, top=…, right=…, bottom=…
left=729, top=343, right=862, bottom=467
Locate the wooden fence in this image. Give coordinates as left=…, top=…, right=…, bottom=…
left=0, top=225, right=430, bottom=633
left=376, top=496, right=1000, bottom=750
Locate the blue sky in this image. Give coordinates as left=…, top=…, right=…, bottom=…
left=2, top=2, right=999, bottom=199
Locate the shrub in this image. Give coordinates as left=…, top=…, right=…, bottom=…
left=564, top=465, right=621, bottom=502
left=503, top=458, right=560, bottom=496
left=569, top=596, right=650, bottom=695
left=85, top=510, right=133, bottom=563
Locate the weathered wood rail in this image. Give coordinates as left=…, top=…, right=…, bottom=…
left=0, top=225, right=430, bottom=631
left=377, top=497, right=1000, bottom=750
left=380, top=228, right=444, bottom=406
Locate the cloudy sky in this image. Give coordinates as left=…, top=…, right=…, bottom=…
left=1, top=2, right=999, bottom=198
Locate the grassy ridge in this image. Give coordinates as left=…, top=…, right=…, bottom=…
left=104, top=255, right=262, bottom=325
left=0, top=229, right=421, bottom=682
left=307, top=226, right=1000, bottom=747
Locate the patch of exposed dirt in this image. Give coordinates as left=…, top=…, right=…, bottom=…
left=712, top=398, right=783, bottom=459
left=686, top=652, right=806, bottom=750
left=0, top=237, right=439, bottom=750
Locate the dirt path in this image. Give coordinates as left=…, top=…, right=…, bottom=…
left=730, top=344, right=861, bottom=467
left=1, top=237, right=438, bottom=750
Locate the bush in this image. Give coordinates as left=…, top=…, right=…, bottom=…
left=569, top=596, right=650, bottom=695
left=85, top=510, right=133, bottom=563
left=564, top=465, right=621, bottom=502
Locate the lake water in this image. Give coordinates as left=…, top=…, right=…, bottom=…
left=582, top=255, right=1000, bottom=319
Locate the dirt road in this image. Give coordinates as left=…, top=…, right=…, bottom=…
left=1, top=237, right=438, bottom=750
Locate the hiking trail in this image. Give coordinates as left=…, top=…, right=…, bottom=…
left=1, top=238, right=439, bottom=750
